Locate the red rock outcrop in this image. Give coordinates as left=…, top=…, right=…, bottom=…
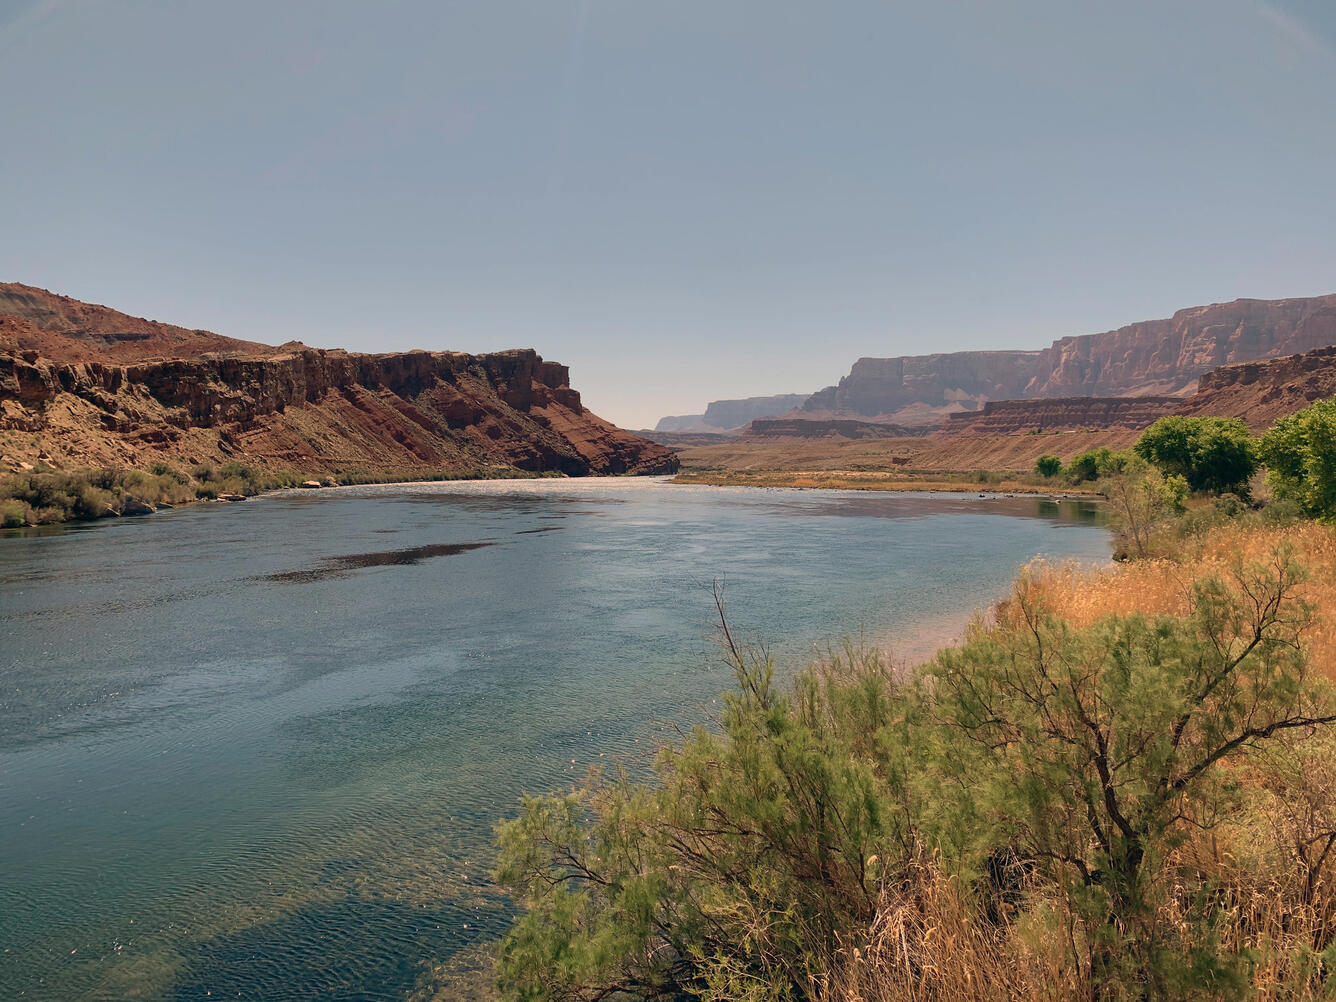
left=0, top=284, right=676, bottom=477
left=1025, top=295, right=1336, bottom=397
left=938, top=397, right=1181, bottom=437
left=1173, top=344, right=1336, bottom=430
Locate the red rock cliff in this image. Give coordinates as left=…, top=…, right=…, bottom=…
left=0, top=284, right=677, bottom=477
left=803, top=294, right=1336, bottom=422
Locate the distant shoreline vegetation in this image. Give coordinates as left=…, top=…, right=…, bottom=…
left=0, top=462, right=559, bottom=529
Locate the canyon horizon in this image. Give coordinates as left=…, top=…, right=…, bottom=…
left=6, top=280, right=1336, bottom=490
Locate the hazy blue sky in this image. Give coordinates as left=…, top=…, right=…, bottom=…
left=3, top=1, right=1335, bottom=427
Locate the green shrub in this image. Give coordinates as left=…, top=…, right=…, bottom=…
left=1065, top=446, right=1122, bottom=483
left=493, top=562, right=1336, bottom=1002
left=0, top=498, right=30, bottom=527
left=1034, top=454, right=1062, bottom=477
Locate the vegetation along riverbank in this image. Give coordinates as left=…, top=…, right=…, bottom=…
left=0, top=461, right=561, bottom=528
left=479, top=401, right=1336, bottom=1002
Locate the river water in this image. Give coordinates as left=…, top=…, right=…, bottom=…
left=0, top=478, right=1108, bottom=1001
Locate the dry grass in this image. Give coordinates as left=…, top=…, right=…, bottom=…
left=1018, top=520, right=1336, bottom=682
left=822, top=518, right=1336, bottom=1002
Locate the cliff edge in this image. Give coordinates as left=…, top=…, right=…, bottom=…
left=0, top=284, right=677, bottom=478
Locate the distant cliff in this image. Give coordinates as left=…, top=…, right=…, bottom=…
left=803, top=294, right=1336, bottom=422
left=0, top=284, right=677, bottom=478
left=804, top=351, right=1039, bottom=421
left=655, top=393, right=809, bottom=432
left=937, top=343, right=1336, bottom=438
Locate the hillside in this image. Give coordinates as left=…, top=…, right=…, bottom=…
left=0, top=284, right=676, bottom=479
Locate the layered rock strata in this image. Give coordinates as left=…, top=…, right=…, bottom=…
left=0, top=285, right=676, bottom=477
left=803, top=294, right=1336, bottom=422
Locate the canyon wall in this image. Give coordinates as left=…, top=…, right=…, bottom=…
left=802, top=294, right=1336, bottom=423
left=804, top=351, right=1039, bottom=420
left=0, top=285, right=676, bottom=477
left=655, top=393, right=811, bottom=432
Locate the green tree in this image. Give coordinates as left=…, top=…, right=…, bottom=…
left=1258, top=397, right=1336, bottom=520
left=1100, top=457, right=1187, bottom=559
left=1133, top=416, right=1257, bottom=495
left=1035, top=454, right=1063, bottom=478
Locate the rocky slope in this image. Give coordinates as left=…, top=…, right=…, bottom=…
left=939, top=396, right=1182, bottom=436
left=0, top=284, right=676, bottom=478
left=1175, top=344, right=1336, bottom=430
left=801, top=294, right=1336, bottom=423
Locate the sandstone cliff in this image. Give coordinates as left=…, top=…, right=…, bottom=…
left=804, top=351, right=1039, bottom=421
left=1174, top=344, right=1336, bottom=430
left=655, top=393, right=810, bottom=433
left=803, top=294, right=1336, bottom=423
left=937, top=343, right=1336, bottom=438
left=0, top=284, right=677, bottom=478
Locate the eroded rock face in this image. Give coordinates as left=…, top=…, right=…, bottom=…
left=1175, top=344, right=1336, bottom=430
left=0, top=285, right=677, bottom=478
left=1025, top=296, right=1336, bottom=397
left=804, top=295, right=1336, bottom=421
left=937, top=397, right=1181, bottom=437
left=804, top=351, right=1039, bottom=418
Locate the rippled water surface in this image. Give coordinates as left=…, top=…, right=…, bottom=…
left=0, top=478, right=1108, bottom=1000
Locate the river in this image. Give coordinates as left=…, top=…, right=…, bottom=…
left=0, top=478, right=1107, bottom=1001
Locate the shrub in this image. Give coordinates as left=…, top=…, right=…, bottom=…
left=1134, top=416, right=1257, bottom=495
left=1065, top=447, right=1122, bottom=484
left=1034, top=454, right=1062, bottom=478
left=0, top=498, right=30, bottom=527
left=1101, top=457, right=1187, bottom=559
left=493, top=562, right=1336, bottom=1002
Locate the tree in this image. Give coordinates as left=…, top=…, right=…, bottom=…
left=930, top=550, right=1331, bottom=1000
left=1133, top=416, right=1257, bottom=495
left=1036, top=454, right=1063, bottom=478
left=1258, top=397, right=1336, bottom=520
left=1100, top=457, right=1186, bottom=559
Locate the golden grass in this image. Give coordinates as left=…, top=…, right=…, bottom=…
left=1022, top=520, right=1336, bottom=682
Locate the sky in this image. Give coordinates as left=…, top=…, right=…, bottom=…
left=2, top=1, right=1335, bottom=428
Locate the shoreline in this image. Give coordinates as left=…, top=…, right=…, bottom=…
left=672, top=469, right=1104, bottom=497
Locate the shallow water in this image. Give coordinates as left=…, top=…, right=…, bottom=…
left=0, top=478, right=1108, bottom=1001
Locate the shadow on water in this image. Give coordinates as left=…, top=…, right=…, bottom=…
left=170, top=897, right=510, bottom=1002
left=260, top=541, right=496, bottom=583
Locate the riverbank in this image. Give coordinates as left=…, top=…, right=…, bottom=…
left=488, top=507, right=1336, bottom=1002
left=0, top=462, right=571, bottom=528
left=673, top=468, right=1103, bottom=496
